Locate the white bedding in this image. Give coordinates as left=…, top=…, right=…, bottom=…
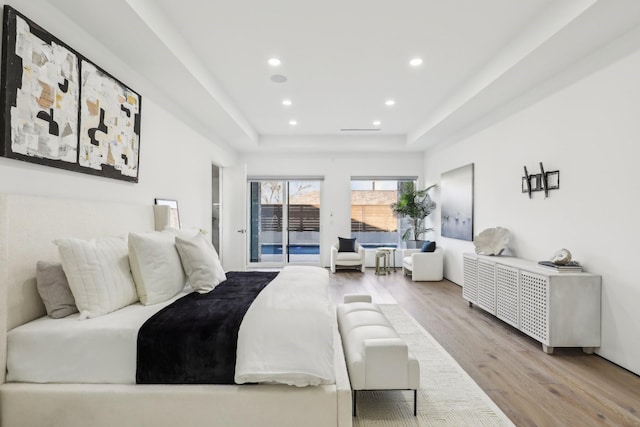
left=235, top=266, right=335, bottom=386
left=7, top=267, right=335, bottom=386
left=6, top=288, right=190, bottom=384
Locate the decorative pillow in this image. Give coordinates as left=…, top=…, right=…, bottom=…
left=420, top=241, right=436, bottom=252
left=128, top=231, right=186, bottom=305
left=36, top=261, right=78, bottom=318
left=55, top=236, right=139, bottom=319
left=175, top=233, right=226, bottom=293
left=338, top=237, right=357, bottom=252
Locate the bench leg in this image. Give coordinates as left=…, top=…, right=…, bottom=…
left=353, top=390, right=357, bottom=416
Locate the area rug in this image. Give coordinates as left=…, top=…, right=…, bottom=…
left=353, top=304, right=515, bottom=426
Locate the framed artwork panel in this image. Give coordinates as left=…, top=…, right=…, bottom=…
left=0, top=6, right=80, bottom=168
left=79, top=59, right=141, bottom=181
left=441, top=163, right=474, bottom=241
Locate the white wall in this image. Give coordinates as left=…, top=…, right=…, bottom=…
left=242, top=151, right=424, bottom=267
left=0, top=0, right=237, bottom=231
left=424, top=45, right=640, bottom=375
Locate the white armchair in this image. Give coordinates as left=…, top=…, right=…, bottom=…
left=402, top=246, right=443, bottom=281
left=331, top=241, right=365, bottom=273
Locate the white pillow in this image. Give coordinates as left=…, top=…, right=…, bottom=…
left=175, top=233, right=226, bottom=293
left=128, top=231, right=186, bottom=305
left=55, top=236, right=139, bottom=319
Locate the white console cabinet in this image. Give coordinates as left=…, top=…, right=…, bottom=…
left=463, top=253, right=601, bottom=354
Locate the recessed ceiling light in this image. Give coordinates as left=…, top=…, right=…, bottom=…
left=268, top=58, right=281, bottom=66
left=282, top=99, right=292, bottom=106
left=409, top=58, right=423, bottom=67
left=372, top=120, right=381, bottom=126
left=289, top=120, right=297, bottom=126
left=385, top=99, right=395, bottom=106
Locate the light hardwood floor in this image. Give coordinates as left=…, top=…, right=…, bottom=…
left=329, top=269, right=640, bottom=427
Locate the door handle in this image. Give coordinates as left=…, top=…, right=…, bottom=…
left=237, top=229, right=246, bottom=234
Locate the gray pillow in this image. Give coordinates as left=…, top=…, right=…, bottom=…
left=36, top=261, right=78, bottom=318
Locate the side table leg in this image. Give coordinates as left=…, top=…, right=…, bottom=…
left=392, top=250, right=396, bottom=272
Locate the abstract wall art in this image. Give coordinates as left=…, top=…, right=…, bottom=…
left=441, top=163, right=474, bottom=241
left=0, top=6, right=141, bottom=182
left=79, top=60, right=141, bottom=180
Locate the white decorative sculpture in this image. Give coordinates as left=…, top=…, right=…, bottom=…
left=550, top=248, right=572, bottom=265
left=473, top=227, right=511, bottom=256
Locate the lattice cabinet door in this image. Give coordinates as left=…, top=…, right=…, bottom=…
left=462, top=254, right=478, bottom=304
left=496, top=264, right=519, bottom=328
left=520, top=271, right=549, bottom=344
left=477, top=260, right=496, bottom=314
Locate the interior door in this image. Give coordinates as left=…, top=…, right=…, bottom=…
left=211, top=164, right=221, bottom=252
left=221, top=163, right=247, bottom=271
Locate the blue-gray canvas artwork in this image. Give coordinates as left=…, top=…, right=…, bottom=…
left=441, top=163, right=474, bottom=241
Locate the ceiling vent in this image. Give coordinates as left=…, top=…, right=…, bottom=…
left=340, top=128, right=380, bottom=132
left=270, top=74, right=288, bottom=83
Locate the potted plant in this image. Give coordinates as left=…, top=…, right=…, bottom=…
left=391, top=183, right=437, bottom=249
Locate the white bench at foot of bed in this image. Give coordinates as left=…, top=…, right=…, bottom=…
left=337, top=294, right=420, bottom=417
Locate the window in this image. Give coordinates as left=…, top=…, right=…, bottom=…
left=350, top=178, right=416, bottom=248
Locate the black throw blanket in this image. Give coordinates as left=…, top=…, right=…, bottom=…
left=136, top=271, right=278, bottom=384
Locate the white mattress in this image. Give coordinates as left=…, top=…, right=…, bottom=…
left=6, top=289, right=191, bottom=384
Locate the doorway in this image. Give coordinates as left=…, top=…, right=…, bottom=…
left=211, top=164, right=221, bottom=252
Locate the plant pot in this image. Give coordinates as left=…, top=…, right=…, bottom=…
left=405, top=240, right=426, bottom=249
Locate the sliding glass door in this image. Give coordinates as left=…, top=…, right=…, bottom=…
left=249, top=179, right=321, bottom=266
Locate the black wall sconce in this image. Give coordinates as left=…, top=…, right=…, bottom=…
left=522, top=162, right=559, bottom=198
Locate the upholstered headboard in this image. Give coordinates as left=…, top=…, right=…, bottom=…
left=0, top=194, right=154, bottom=382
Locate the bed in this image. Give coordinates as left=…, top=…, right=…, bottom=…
left=0, top=193, right=352, bottom=427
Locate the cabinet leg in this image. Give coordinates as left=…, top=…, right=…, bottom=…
left=542, top=344, right=554, bottom=354
left=467, top=301, right=473, bottom=308
left=582, top=347, right=595, bottom=354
